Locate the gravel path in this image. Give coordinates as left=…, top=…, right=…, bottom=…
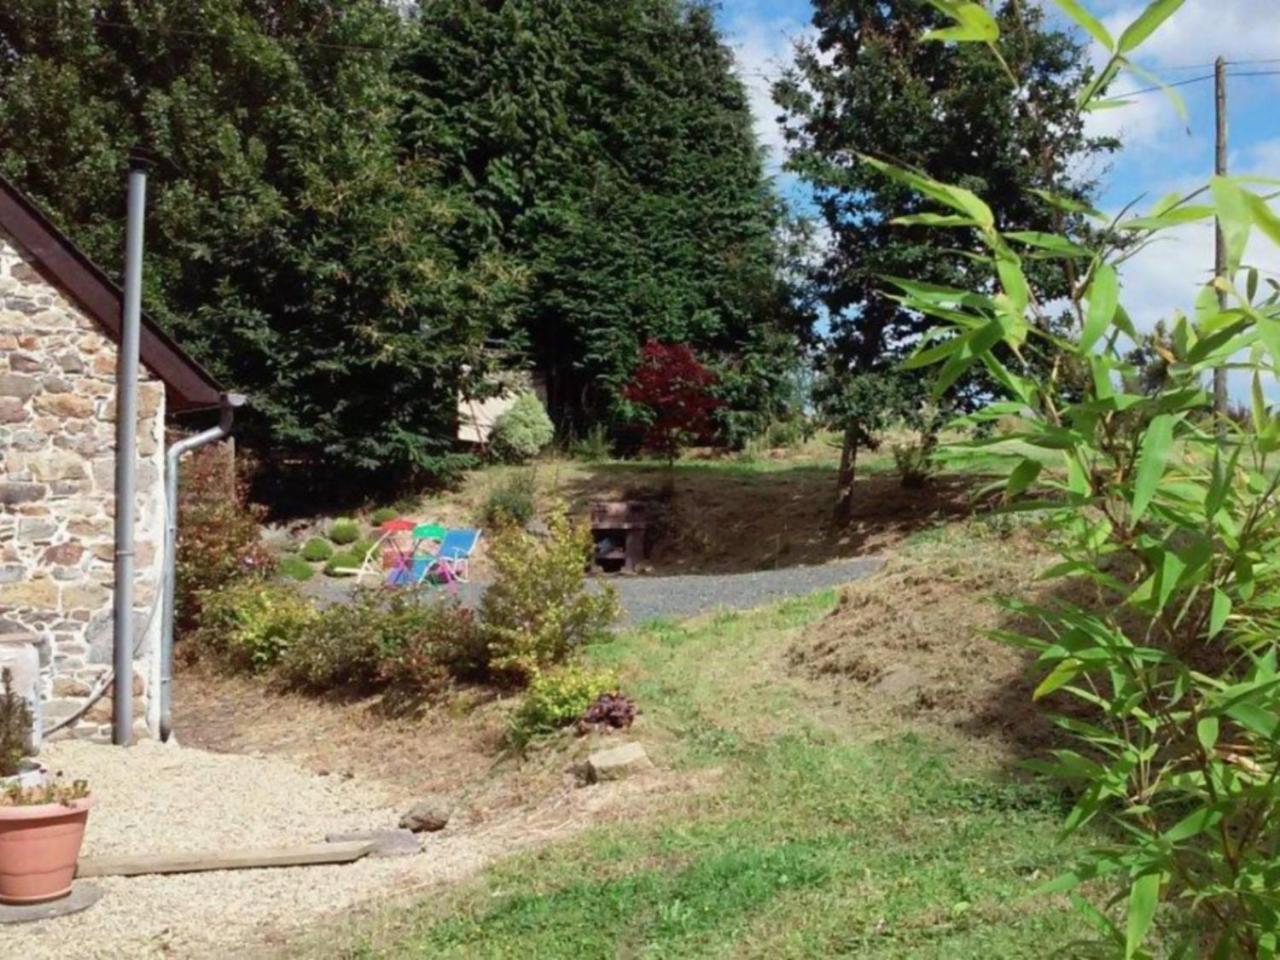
left=8, top=740, right=674, bottom=958
left=302, top=557, right=884, bottom=624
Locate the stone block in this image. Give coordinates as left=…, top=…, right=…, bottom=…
left=0, top=580, right=58, bottom=608
left=17, top=517, right=58, bottom=543
left=55, top=352, right=85, bottom=374
left=8, top=353, right=44, bottom=373
left=585, top=742, right=654, bottom=783
left=42, top=542, right=84, bottom=566
left=34, top=393, right=93, bottom=419
left=0, top=373, right=38, bottom=399
left=0, top=482, right=44, bottom=505
left=64, top=582, right=110, bottom=614
left=0, top=398, right=28, bottom=423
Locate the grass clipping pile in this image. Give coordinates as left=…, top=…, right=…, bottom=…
left=790, top=519, right=1063, bottom=752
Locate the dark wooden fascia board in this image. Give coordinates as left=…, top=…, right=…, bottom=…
left=0, top=175, right=223, bottom=413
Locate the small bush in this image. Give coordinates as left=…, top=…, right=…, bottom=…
left=190, top=580, right=316, bottom=673
left=176, top=443, right=275, bottom=632
left=370, top=507, right=399, bottom=526
left=324, top=550, right=363, bottom=577
left=300, top=537, right=334, bottom=562
left=279, top=555, right=315, bottom=582
left=275, top=594, right=384, bottom=691
left=0, top=668, right=33, bottom=778
left=479, top=470, right=537, bottom=529
left=352, top=538, right=377, bottom=562
left=765, top=418, right=806, bottom=449
left=376, top=598, right=477, bottom=697
left=577, top=691, right=637, bottom=735
left=329, top=518, right=360, bottom=545
left=275, top=591, right=478, bottom=697
left=489, top=392, right=554, bottom=464
left=480, top=509, right=620, bottom=685
left=570, top=423, right=612, bottom=462
left=508, top=664, right=619, bottom=746
left=891, top=438, right=936, bottom=488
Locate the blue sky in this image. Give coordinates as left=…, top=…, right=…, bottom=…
left=717, top=0, right=1280, bottom=340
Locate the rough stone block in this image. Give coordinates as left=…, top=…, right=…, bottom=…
left=0, top=373, right=38, bottom=399
left=0, top=580, right=58, bottom=608
left=0, top=398, right=28, bottom=423
left=34, top=393, right=92, bottom=419
left=585, top=742, right=654, bottom=783
left=0, top=482, right=44, bottom=505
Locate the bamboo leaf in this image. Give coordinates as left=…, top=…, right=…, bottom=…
left=1118, top=0, right=1184, bottom=53
left=1211, top=176, right=1252, bottom=272
left=923, top=1, right=1000, bottom=43
left=1125, top=872, right=1161, bottom=958
left=1196, top=715, right=1219, bottom=752
left=1131, top=414, right=1174, bottom=521
left=1209, top=589, right=1231, bottom=638
left=1050, top=0, right=1115, bottom=49
left=1082, top=262, right=1119, bottom=352
left=1034, top=659, right=1082, bottom=700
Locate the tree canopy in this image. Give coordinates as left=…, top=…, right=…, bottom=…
left=405, top=0, right=806, bottom=445
left=774, top=0, right=1116, bottom=519
left=0, top=0, right=805, bottom=477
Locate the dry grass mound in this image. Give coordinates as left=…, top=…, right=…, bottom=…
left=788, top=517, right=1068, bottom=756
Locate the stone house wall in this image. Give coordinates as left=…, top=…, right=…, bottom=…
left=0, top=226, right=165, bottom=741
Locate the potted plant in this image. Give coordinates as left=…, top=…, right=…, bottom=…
left=0, top=777, right=92, bottom=904
left=0, top=667, right=44, bottom=791
left=0, top=668, right=92, bottom=904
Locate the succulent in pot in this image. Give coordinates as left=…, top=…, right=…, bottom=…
left=0, top=777, right=93, bottom=904
left=0, top=668, right=92, bottom=904
left=0, top=667, right=44, bottom=791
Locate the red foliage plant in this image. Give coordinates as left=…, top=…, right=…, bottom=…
left=622, top=340, right=720, bottom=462
left=175, top=443, right=275, bottom=633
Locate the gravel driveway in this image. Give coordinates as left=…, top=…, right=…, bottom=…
left=10, top=740, right=675, bottom=958
left=303, top=557, right=884, bottom=624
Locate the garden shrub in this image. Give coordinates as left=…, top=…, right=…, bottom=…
left=570, top=423, right=612, bottom=462
left=370, top=507, right=399, bottom=526
left=323, top=550, right=363, bottom=577
left=376, top=597, right=477, bottom=697
left=480, top=509, right=620, bottom=685
left=508, top=664, right=620, bottom=746
left=175, top=443, right=275, bottom=632
left=274, top=591, right=477, bottom=697
left=300, top=537, right=334, bottom=562
left=278, top=555, right=315, bottom=582
left=190, top=580, right=316, bottom=673
left=479, top=470, right=537, bottom=529
left=488, top=392, right=554, bottom=463
left=329, top=518, right=360, bottom=545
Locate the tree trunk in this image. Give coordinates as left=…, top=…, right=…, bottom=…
left=833, top=423, right=859, bottom=527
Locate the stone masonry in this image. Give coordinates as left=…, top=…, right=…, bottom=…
left=0, top=226, right=164, bottom=741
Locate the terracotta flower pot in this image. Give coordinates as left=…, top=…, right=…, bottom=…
left=0, top=797, right=92, bottom=904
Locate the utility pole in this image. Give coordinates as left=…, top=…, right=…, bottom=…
left=1213, top=55, right=1228, bottom=420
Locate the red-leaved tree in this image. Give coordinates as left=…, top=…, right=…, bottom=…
left=623, top=341, right=720, bottom=463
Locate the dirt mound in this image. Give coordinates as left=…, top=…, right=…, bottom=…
left=788, top=522, right=1066, bottom=755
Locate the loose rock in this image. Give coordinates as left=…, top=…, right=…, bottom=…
left=586, top=741, right=654, bottom=783
left=399, top=794, right=453, bottom=833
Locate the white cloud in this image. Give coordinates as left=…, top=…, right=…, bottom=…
left=724, top=15, right=813, bottom=171
left=1100, top=0, right=1280, bottom=68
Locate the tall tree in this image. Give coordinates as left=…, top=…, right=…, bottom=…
left=0, top=0, right=520, bottom=481
left=774, top=0, right=1115, bottom=522
left=404, top=0, right=807, bottom=444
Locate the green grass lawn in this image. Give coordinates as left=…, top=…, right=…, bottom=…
left=323, top=587, right=1086, bottom=959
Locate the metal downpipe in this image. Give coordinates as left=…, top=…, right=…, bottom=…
left=158, top=393, right=245, bottom=743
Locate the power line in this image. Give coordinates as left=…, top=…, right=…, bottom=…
left=1120, top=69, right=1280, bottom=98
